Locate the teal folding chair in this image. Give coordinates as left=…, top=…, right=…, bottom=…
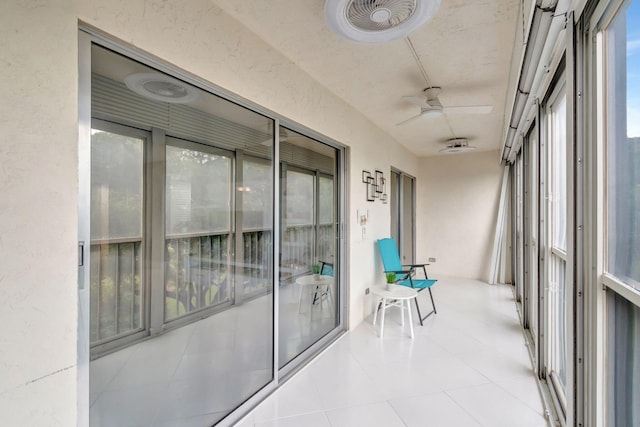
left=319, top=261, right=334, bottom=277
left=376, top=238, right=437, bottom=325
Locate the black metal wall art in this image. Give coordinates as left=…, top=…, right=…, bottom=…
left=362, top=170, right=388, bottom=203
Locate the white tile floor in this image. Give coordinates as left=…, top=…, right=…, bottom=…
left=235, top=278, right=548, bottom=427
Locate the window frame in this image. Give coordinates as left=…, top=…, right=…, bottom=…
left=542, top=71, right=571, bottom=418
left=584, top=0, right=640, bottom=424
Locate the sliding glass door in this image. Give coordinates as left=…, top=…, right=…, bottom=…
left=85, top=42, right=344, bottom=426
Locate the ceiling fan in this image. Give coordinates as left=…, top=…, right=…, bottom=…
left=396, top=87, right=493, bottom=125
left=439, top=138, right=476, bottom=154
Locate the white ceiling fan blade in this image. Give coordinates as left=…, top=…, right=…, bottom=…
left=442, top=105, right=493, bottom=115
left=402, top=96, right=432, bottom=109
left=395, top=113, right=425, bottom=126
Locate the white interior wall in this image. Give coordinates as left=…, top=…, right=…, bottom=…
left=0, top=0, right=418, bottom=424
left=416, top=150, right=504, bottom=282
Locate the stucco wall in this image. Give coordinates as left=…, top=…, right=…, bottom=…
left=416, top=150, right=504, bottom=282
left=0, top=0, right=419, bottom=424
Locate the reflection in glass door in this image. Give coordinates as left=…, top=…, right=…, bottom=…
left=278, top=128, right=339, bottom=368
left=86, top=42, right=344, bottom=426
left=164, top=138, right=232, bottom=321
left=89, top=44, right=275, bottom=427
left=90, top=123, right=147, bottom=350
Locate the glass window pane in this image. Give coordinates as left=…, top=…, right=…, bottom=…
left=243, top=159, right=273, bottom=229
left=241, top=158, right=273, bottom=298
left=318, top=175, right=335, bottom=263
left=606, top=0, right=640, bottom=290
left=165, top=142, right=231, bottom=321
left=165, top=144, right=231, bottom=235
left=318, top=176, right=333, bottom=225
left=286, top=170, right=314, bottom=226
left=607, top=291, right=640, bottom=426
left=551, top=94, right=567, bottom=251
left=551, top=258, right=567, bottom=390
left=91, top=130, right=143, bottom=241
left=90, top=128, right=144, bottom=344
left=546, top=85, right=568, bottom=406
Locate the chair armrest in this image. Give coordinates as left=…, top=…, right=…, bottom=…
left=402, top=264, right=432, bottom=279
left=385, top=269, right=412, bottom=275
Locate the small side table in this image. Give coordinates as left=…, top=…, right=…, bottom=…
left=296, top=275, right=334, bottom=313
left=372, top=285, right=418, bottom=338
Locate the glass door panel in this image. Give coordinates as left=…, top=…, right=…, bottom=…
left=279, top=128, right=339, bottom=368
left=90, top=44, right=276, bottom=426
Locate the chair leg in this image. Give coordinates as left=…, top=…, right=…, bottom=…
left=414, top=289, right=437, bottom=325
left=413, top=298, right=424, bottom=326
left=428, top=288, right=437, bottom=314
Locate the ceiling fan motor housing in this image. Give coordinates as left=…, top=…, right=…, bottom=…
left=325, top=0, right=442, bottom=43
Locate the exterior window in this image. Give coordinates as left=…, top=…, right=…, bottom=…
left=546, top=84, right=568, bottom=405
left=605, top=1, right=640, bottom=425
left=607, top=291, right=640, bottom=426
left=607, top=0, right=640, bottom=291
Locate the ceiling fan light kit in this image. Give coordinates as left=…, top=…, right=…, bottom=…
left=324, top=0, right=441, bottom=43
left=124, top=73, right=200, bottom=104
left=439, top=138, right=476, bottom=154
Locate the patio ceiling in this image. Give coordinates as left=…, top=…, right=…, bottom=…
left=210, top=0, right=521, bottom=157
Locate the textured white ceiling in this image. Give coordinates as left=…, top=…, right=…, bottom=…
left=211, top=0, right=521, bottom=157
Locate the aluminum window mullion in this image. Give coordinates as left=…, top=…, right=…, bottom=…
left=149, top=127, right=166, bottom=334
left=234, top=149, right=244, bottom=304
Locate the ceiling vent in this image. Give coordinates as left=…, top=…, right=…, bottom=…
left=325, top=0, right=441, bottom=43
left=124, top=73, right=200, bottom=104
left=439, top=138, right=476, bottom=154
